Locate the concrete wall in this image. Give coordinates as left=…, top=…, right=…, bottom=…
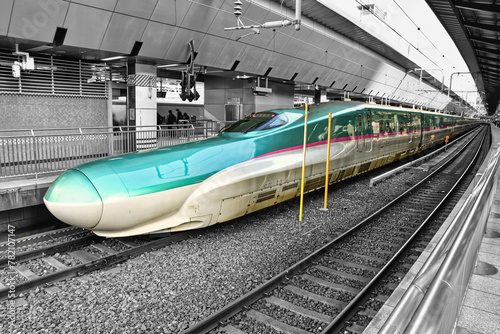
left=204, top=75, right=294, bottom=122
left=0, top=95, right=108, bottom=131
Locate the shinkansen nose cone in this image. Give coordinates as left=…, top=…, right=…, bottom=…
left=43, top=170, right=103, bottom=229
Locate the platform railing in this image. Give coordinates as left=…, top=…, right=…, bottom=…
left=0, top=124, right=202, bottom=179
left=379, top=147, right=500, bottom=334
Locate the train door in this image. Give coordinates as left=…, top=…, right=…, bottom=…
left=356, top=112, right=364, bottom=152
left=407, top=113, right=412, bottom=143
left=366, top=110, right=373, bottom=152
left=356, top=110, right=371, bottom=152
left=418, top=115, right=423, bottom=147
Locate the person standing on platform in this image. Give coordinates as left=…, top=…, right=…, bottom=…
left=166, top=110, right=176, bottom=137
left=157, top=112, right=164, bottom=124
left=166, top=110, right=176, bottom=125
left=176, top=109, right=183, bottom=124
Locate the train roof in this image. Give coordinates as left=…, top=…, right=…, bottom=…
left=283, top=101, right=467, bottom=120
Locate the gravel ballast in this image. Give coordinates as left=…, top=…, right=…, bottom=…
left=2, top=166, right=429, bottom=334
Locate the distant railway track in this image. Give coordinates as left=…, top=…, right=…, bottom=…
left=182, top=125, right=489, bottom=334
left=0, top=231, right=192, bottom=299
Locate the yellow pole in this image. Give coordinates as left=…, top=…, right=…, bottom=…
left=323, top=113, right=332, bottom=210
left=299, top=104, right=308, bottom=221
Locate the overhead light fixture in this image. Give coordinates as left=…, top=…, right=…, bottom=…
left=101, top=55, right=127, bottom=61
left=157, top=63, right=183, bottom=68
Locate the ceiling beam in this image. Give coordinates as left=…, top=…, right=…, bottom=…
left=463, top=21, right=500, bottom=33
left=479, top=61, right=500, bottom=69
left=482, top=72, right=500, bottom=81
left=483, top=77, right=500, bottom=85
left=479, top=65, right=500, bottom=75
left=454, top=1, right=500, bottom=14
left=476, top=46, right=500, bottom=57
left=470, top=35, right=500, bottom=47
left=477, top=54, right=500, bottom=63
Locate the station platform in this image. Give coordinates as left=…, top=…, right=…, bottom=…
left=365, top=124, right=500, bottom=334
left=456, top=170, right=500, bottom=333
left=0, top=174, right=57, bottom=209
left=0, top=174, right=59, bottom=237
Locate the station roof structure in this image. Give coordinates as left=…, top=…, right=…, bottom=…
left=0, top=0, right=478, bottom=111
left=425, top=0, right=500, bottom=115
left=272, top=0, right=475, bottom=110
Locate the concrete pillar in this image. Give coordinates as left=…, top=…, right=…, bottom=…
left=314, top=87, right=328, bottom=104
left=204, top=75, right=294, bottom=123
left=127, top=61, right=157, bottom=149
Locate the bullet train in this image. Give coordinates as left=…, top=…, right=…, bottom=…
left=44, top=101, right=478, bottom=237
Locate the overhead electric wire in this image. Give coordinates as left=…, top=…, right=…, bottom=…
left=391, top=0, right=456, bottom=69
left=354, top=0, right=444, bottom=70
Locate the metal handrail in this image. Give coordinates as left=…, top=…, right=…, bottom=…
left=0, top=126, right=201, bottom=179
left=379, top=146, right=500, bottom=334
left=0, top=124, right=194, bottom=136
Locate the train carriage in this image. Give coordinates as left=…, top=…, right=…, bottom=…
left=44, top=101, right=479, bottom=237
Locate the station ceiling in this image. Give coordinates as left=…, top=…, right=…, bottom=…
left=0, top=0, right=473, bottom=111
left=425, top=0, right=500, bottom=115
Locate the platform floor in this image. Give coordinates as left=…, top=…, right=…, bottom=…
left=456, top=181, right=500, bottom=334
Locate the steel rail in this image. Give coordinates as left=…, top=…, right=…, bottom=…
left=0, top=226, right=89, bottom=253
left=321, top=125, right=488, bottom=333
left=0, top=231, right=191, bottom=300
left=0, top=234, right=99, bottom=270
left=181, top=126, right=488, bottom=334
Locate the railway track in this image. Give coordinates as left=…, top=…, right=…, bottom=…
left=0, top=226, right=91, bottom=257
left=0, top=231, right=192, bottom=299
left=182, top=126, right=489, bottom=334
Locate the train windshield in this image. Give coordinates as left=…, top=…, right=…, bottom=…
left=221, top=112, right=289, bottom=133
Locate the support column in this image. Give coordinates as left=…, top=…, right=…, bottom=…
left=127, top=60, right=157, bottom=149
left=204, top=75, right=294, bottom=123
left=314, top=87, right=327, bottom=104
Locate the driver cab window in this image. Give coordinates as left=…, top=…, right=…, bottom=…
left=260, top=113, right=288, bottom=130
left=220, top=112, right=289, bottom=133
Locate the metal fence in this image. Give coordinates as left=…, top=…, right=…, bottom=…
left=0, top=123, right=213, bottom=179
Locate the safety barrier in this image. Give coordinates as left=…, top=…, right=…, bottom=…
left=379, top=147, right=500, bottom=334
left=0, top=124, right=200, bottom=178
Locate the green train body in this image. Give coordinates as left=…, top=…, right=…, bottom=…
left=44, top=101, right=478, bottom=237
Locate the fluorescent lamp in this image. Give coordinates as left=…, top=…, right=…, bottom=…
left=157, top=63, right=182, bottom=68
left=101, top=56, right=127, bottom=61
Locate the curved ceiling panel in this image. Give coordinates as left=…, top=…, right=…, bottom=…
left=63, top=4, right=112, bottom=49
left=0, top=0, right=14, bottom=36
left=100, top=13, right=148, bottom=54
left=164, top=28, right=205, bottom=63
left=179, top=1, right=221, bottom=32
left=9, top=0, right=69, bottom=42
left=71, top=0, right=118, bottom=12
left=140, top=22, right=178, bottom=59
left=151, top=0, right=188, bottom=25
left=196, top=34, right=229, bottom=67
left=114, top=0, right=158, bottom=19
